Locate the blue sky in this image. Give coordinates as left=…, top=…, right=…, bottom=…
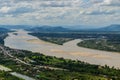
left=0, top=0, right=120, bottom=27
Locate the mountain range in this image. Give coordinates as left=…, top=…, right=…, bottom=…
left=0, top=28, right=9, bottom=32
left=26, top=25, right=71, bottom=32
left=27, top=24, right=120, bottom=32
left=0, top=24, right=120, bottom=32
left=96, top=24, right=120, bottom=31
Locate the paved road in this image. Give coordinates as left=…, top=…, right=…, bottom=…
left=0, top=46, right=67, bottom=70
left=0, top=46, right=30, bottom=66
left=11, top=72, right=35, bottom=80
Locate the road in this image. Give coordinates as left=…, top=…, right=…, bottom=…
left=0, top=46, right=30, bottom=66
left=0, top=45, right=67, bottom=71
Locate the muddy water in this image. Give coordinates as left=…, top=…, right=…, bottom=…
left=4, top=29, right=120, bottom=68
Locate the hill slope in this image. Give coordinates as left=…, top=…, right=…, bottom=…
left=27, top=26, right=71, bottom=32
left=27, top=24, right=120, bottom=32
left=96, top=24, right=120, bottom=31
left=0, top=28, right=9, bottom=32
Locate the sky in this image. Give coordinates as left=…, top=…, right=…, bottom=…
left=0, top=0, right=120, bottom=27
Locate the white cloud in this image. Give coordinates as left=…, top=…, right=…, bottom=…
left=0, top=0, right=119, bottom=26
left=98, top=0, right=120, bottom=6
left=0, top=6, right=10, bottom=13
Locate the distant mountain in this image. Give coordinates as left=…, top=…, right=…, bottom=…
left=0, top=25, right=31, bottom=29
left=27, top=26, right=71, bottom=32
left=0, top=28, right=9, bottom=32
left=0, top=24, right=119, bottom=32
left=65, top=25, right=95, bottom=30
left=27, top=24, right=120, bottom=32
left=96, top=24, right=120, bottom=31
left=75, top=24, right=120, bottom=32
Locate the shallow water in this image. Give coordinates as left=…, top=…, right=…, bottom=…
left=4, top=29, right=120, bottom=68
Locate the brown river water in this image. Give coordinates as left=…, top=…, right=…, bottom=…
left=4, top=29, right=120, bottom=68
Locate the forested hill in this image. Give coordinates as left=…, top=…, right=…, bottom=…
left=0, top=28, right=9, bottom=32
left=0, top=24, right=119, bottom=32
left=96, top=24, right=120, bottom=31
left=0, top=25, right=30, bottom=29
left=27, top=24, right=120, bottom=32
left=26, top=26, right=71, bottom=32
left=0, top=28, right=9, bottom=44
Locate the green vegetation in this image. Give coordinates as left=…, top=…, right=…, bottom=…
left=0, top=46, right=119, bottom=80
left=29, top=32, right=75, bottom=45
left=0, top=29, right=120, bottom=80
left=38, top=70, right=107, bottom=80
left=38, top=37, right=73, bottom=45
left=0, top=71, right=23, bottom=80
left=78, top=39, right=120, bottom=52
left=0, top=47, right=108, bottom=80
left=29, top=32, right=120, bottom=46
left=0, top=32, right=8, bottom=44
left=0, top=28, right=10, bottom=44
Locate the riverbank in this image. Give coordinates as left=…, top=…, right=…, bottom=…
left=78, top=39, right=120, bottom=52
left=0, top=45, right=110, bottom=80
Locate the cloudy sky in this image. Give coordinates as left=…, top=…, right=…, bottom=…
left=0, top=0, right=120, bottom=27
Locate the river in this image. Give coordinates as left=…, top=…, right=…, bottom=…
left=4, top=29, right=120, bottom=68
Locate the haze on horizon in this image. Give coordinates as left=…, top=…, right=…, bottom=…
left=0, top=0, right=120, bottom=28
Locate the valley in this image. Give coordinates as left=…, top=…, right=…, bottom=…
left=0, top=0, right=120, bottom=80
left=0, top=26, right=120, bottom=80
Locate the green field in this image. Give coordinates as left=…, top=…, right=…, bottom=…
left=78, top=39, right=120, bottom=52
